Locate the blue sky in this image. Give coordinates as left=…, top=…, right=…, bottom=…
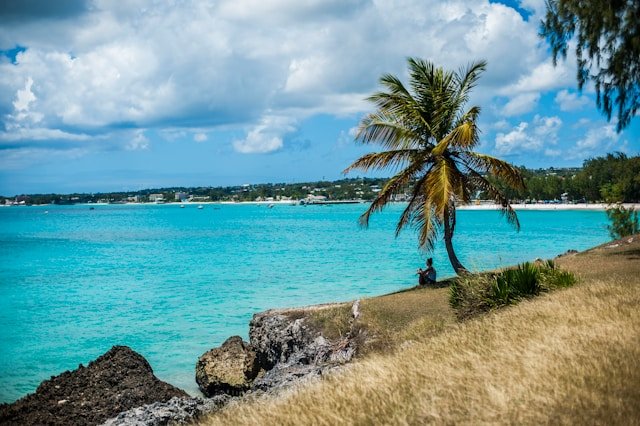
left=0, top=0, right=638, bottom=195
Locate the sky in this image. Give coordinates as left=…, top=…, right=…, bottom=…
left=0, top=0, right=638, bottom=195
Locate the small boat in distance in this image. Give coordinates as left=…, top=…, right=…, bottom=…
left=180, top=204, right=185, bottom=208
left=198, top=205, right=204, bottom=209
left=268, top=203, right=274, bottom=209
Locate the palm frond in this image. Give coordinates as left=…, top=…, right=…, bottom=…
left=460, top=152, right=525, bottom=190
left=354, top=112, right=422, bottom=150
left=468, top=170, right=521, bottom=230
left=358, top=160, right=426, bottom=227
left=343, top=149, right=421, bottom=174
left=394, top=171, right=431, bottom=236
left=454, top=60, right=487, bottom=106
left=425, top=157, right=457, bottom=218
left=417, top=198, right=440, bottom=251
left=395, top=172, right=440, bottom=251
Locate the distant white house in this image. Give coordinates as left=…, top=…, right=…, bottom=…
left=175, top=192, right=188, bottom=201
left=149, top=193, right=164, bottom=202
left=307, top=194, right=327, bottom=202
left=391, top=193, right=409, bottom=201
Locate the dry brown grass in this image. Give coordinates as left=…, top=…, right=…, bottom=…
left=306, top=286, right=455, bottom=356
left=201, top=236, right=640, bottom=425
left=556, top=234, right=640, bottom=281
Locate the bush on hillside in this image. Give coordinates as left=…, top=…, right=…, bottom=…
left=606, top=204, right=639, bottom=239
left=449, top=260, right=577, bottom=319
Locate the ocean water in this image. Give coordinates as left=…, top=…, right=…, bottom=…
left=0, top=203, right=610, bottom=402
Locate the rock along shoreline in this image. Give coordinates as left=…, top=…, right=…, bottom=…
left=0, top=300, right=362, bottom=426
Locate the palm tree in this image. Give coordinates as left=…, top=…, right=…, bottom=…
left=344, top=58, right=525, bottom=274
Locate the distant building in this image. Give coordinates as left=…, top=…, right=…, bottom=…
left=175, top=192, right=188, bottom=201
left=392, top=193, right=409, bottom=201
left=149, top=193, right=164, bottom=202
left=307, top=194, right=327, bottom=202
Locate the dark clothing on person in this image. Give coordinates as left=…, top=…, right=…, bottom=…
left=418, top=266, right=436, bottom=286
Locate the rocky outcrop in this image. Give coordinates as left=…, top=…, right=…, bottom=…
left=0, top=346, right=188, bottom=426
left=101, top=396, right=230, bottom=426
left=247, top=310, right=356, bottom=391
left=108, top=302, right=363, bottom=425
left=195, top=336, right=260, bottom=396
left=249, top=311, right=319, bottom=368
left=195, top=301, right=361, bottom=398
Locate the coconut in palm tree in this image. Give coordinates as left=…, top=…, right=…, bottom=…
left=344, top=58, right=525, bottom=275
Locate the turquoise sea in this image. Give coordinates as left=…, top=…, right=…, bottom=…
left=0, top=203, right=610, bottom=402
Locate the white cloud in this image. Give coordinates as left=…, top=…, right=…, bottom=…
left=569, top=124, right=620, bottom=158
left=233, top=115, right=295, bottom=154
left=533, top=115, right=562, bottom=140
left=194, top=132, right=208, bottom=143
left=554, top=89, right=590, bottom=111
left=494, top=115, right=562, bottom=155
left=6, top=77, right=43, bottom=126
left=159, top=129, right=187, bottom=141
left=126, top=130, right=150, bottom=151
left=0, top=127, right=90, bottom=142
left=13, top=76, right=36, bottom=112
left=492, top=119, right=510, bottom=130
left=0, top=0, right=571, bottom=155
left=498, top=58, right=576, bottom=118
left=501, top=61, right=573, bottom=95
left=496, top=122, right=534, bottom=154
left=502, top=93, right=540, bottom=116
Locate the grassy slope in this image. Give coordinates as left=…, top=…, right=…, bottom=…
left=202, top=236, right=640, bottom=425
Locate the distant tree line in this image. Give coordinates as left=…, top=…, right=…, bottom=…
left=1, top=178, right=390, bottom=205
left=3, top=154, right=639, bottom=205
left=486, top=153, right=640, bottom=203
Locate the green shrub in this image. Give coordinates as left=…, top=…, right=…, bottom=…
left=503, top=262, right=541, bottom=297
left=450, top=261, right=577, bottom=320
left=606, top=204, right=639, bottom=239
left=490, top=275, right=511, bottom=306
left=449, top=273, right=496, bottom=320
left=540, top=266, right=577, bottom=290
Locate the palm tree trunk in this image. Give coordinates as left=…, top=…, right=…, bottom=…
left=443, top=208, right=468, bottom=275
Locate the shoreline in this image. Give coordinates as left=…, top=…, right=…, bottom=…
left=4, top=200, right=639, bottom=211
left=458, top=202, right=640, bottom=211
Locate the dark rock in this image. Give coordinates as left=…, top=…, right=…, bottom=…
left=0, top=346, right=187, bottom=426
left=249, top=312, right=315, bottom=369
left=195, top=336, right=260, bottom=397
left=191, top=302, right=360, bottom=405
left=251, top=363, right=324, bottom=392
left=247, top=306, right=358, bottom=392
left=557, top=249, right=579, bottom=257
left=101, top=395, right=230, bottom=426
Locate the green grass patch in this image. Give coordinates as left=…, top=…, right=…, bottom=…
left=450, top=260, right=577, bottom=320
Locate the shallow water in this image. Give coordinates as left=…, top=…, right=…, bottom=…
left=0, top=203, right=609, bottom=402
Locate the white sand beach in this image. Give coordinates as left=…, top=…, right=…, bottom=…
left=458, top=203, right=640, bottom=211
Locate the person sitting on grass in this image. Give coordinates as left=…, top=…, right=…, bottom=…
left=417, top=258, right=437, bottom=286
